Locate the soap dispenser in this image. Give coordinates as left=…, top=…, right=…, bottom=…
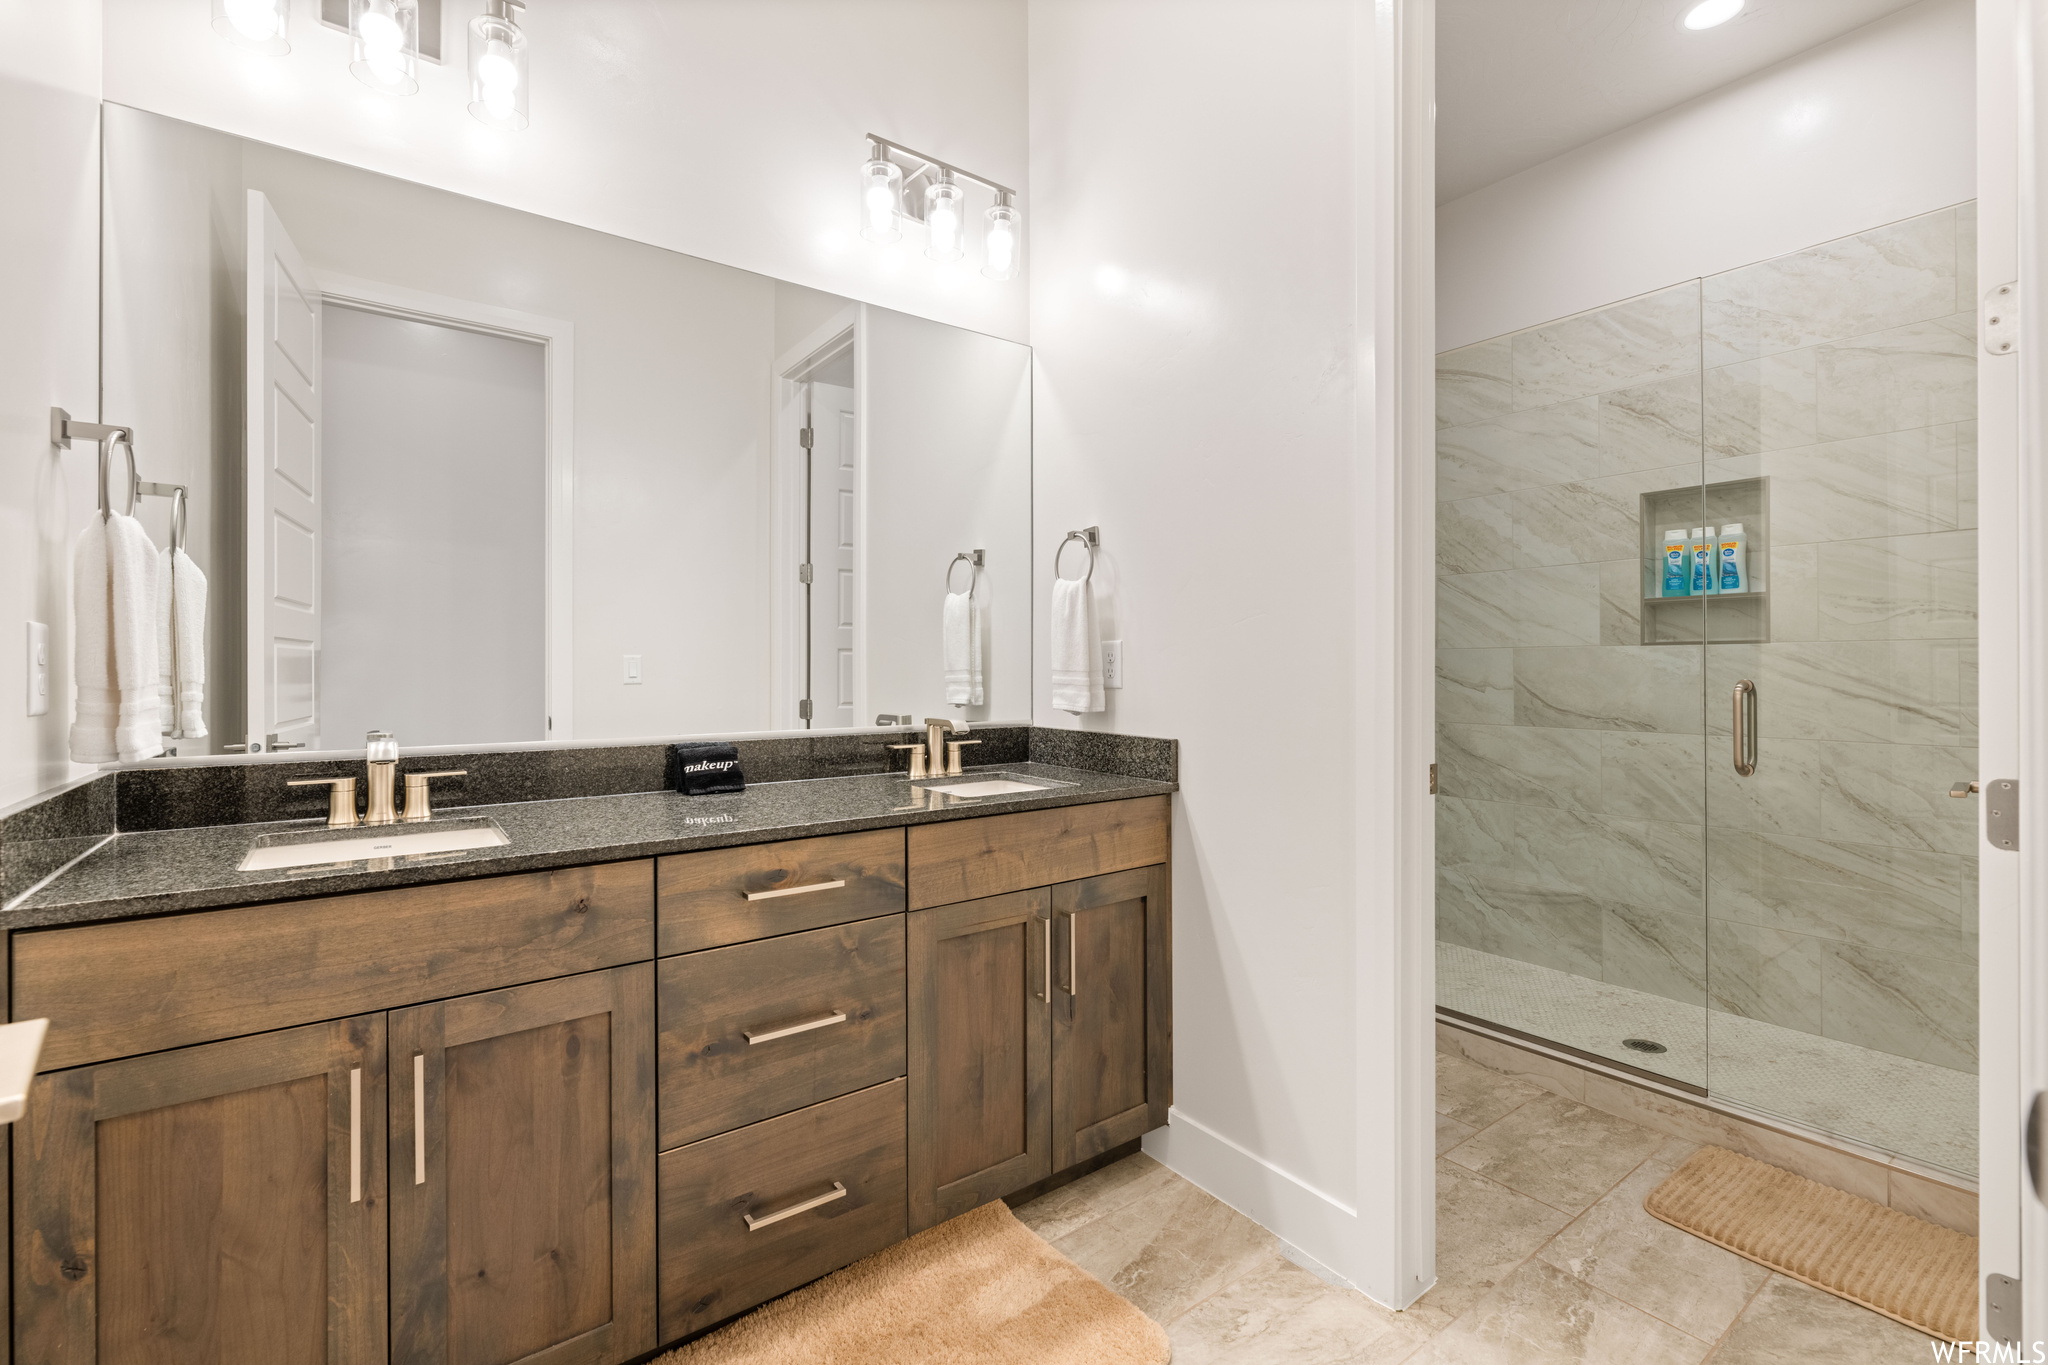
left=365, top=729, right=401, bottom=825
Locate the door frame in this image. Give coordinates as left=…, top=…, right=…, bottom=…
left=770, top=305, right=863, bottom=730
left=311, top=271, right=577, bottom=744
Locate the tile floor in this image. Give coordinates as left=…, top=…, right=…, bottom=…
left=1011, top=1047, right=1948, bottom=1362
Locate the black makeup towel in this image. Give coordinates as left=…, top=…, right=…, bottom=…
left=671, top=742, right=745, bottom=795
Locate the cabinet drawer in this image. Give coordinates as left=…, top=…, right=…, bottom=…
left=16, top=860, right=655, bottom=1071
left=658, top=915, right=906, bottom=1148
left=658, top=1078, right=907, bottom=1340
left=656, top=829, right=905, bottom=954
left=907, top=795, right=1170, bottom=910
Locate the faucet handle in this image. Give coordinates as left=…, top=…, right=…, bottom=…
left=888, top=744, right=928, bottom=779
left=287, top=776, right=360, bottom=829
left=945, top=740, right=981, bottom=776
left=401, top=770, right=467, bottom=824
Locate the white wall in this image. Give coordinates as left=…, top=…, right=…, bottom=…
left=1437, top=0, right=1975, bottom=350
left=100, top=0, right=1031, bottom=346
left=0, top=3, right=104, bottom=810
left=1028, top=0, right=1428, bottom=1300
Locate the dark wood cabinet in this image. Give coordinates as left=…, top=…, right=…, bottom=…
left=906, top=887, right=1054, bottom=1232
left=1052, top=865, right=1172, bottom=1172
left=389, top=966, right=656, bottom=1365
left=14, top=1014, right=390, bottom=1365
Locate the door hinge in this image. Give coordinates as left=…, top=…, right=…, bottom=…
left=799, top=427, right=814, bottom=449
left=1987, top=777, right=2019, bottom=851
left=797, top=699, right=813, bottom=720
left=1984, top=282, right=2018, bottom=356
left=798, top=563, right=813, bottom=585
left=1428, top=763, right=1438, bottom=795
left=1987, top=1271, right=2022, bottom=1346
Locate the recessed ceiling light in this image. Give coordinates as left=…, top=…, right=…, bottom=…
left=1683, top=0, right=1744, bottom=29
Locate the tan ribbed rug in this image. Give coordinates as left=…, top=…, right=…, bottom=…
left=655, top=1200, right=1169, bottom=1364
left=1644, top=1145, right=1976, bottom=1343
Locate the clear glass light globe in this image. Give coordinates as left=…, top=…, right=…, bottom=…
left=224, top=0, right=280, bottom=40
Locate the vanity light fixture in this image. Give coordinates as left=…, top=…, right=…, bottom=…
left=350, top=0, right=421, bottom=95
left=1682, top=0, right=1743, bottom=29
left=213, top=0, right=291, bottom=54
left=468, top=0, right=529, bottom=129
left=861, top=134, right=1022, bottom=280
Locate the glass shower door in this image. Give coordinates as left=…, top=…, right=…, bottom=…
left=1698, top=206, right=1979, bottom=1179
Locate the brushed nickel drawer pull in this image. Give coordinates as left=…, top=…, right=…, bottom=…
left=349, top=1066, right=362, bottom=1204
left=413, top=1053, right=427, bottom=1186
left=743, top=1180, right=848, bottom=1231
left=744, top=879, right=847, bottom=902
left=1061, top=911, right=1079, bottom=996
left=1038, top=909, right=1051, bottom=1003
left=744, top=1010, right=848, bottom=1045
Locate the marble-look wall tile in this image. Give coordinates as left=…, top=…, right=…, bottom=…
left=1516, top=564, right=1603, bottom=646
left=1515, top=805, right=1704, bottom=918
left=1437, top=866, right=1605, bottom=978
left=1437, top=398, right=1601, bottom=502
left=1512, top=480, right=1638, bottom=568
left=1762, top=425, right=1961, bottom=545
left=1437, top=794, right=1516, bottom=869
left=1960, top=642, right=1978, bottom=745
left=1438, top=648, right=1515, bottom=725
left=1764, top=541, right=1819, bottom=640
left=1815, top=319, right=1976, bottom=442
left=1706, top=919, right=1823, bottom=1035
left=1598, top=560, right=1643, bottom=645
left=1816, top=530, right=1975, bottom=641
left=1513, top=283, right=1702, bottom=410
left=1603, top=904, right=1707, bottom=1005
left=1513, top=644, right=1703, bottom=733
left=1438, top=723, right=1603, bottom=811
left=1818, top=740, right=1979, bottom=856
left=1438, top=493, right=1515, bottom=575
left=1438, top=570, right=1518, bottom=649
left=1726, top=640, right=1963, bottom=746
left=1703, top=209, right=1958, bottom=361
left=1702, top=735, right=1824, bottom=838
left=1599, top=374, right=1701, bottom=475
left=1821, top=940, right=1977, bottom=1069
left=1599, top=731, right=1706, bottom=824
left=1956, top=201, right=1977, bottom=310
left=1707, top=827, right=1970, bottom=961
left=1703, top=350, right=1818, bottom=457
left=1955, top=418, right=1978, bottom=530
left=1438, top=336, right=1515, bottom=429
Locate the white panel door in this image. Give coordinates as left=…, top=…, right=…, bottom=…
left=807, top=381, right=858, bottom=728
left=245, top=190, right=322, bottom=752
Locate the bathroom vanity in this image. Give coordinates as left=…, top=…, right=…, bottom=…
left=0, top=760, right=1172, bottom=1365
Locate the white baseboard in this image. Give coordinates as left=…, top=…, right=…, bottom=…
left=1144, top=1106, right=1364, bottom=1293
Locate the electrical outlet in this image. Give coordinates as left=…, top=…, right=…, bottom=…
left=622, top=654, right=642, bottom=685
left=26, top=622, right=48, bottom=717
left=1102, top=639, right=1124, bottom=689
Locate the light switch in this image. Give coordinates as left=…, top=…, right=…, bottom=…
left=1102, top=639, right=1124, bottom=689
left=26, top=622, right=48, bottom=717
left=622, top=654, right=642, bottom=685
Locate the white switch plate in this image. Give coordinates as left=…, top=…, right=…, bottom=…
left=26, top=622, right=48, bottom=717
left=1102, top=639, right=1124, bottom=689
left=622, top=654, right=642, bottom=685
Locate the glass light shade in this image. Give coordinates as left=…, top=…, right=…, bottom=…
left=924, top=179, right=965, bottom=263
left=212, top=0, right=290, bottom=54
left=350, top=0, right=420, bottom=96
left=860, top=158, right=903, bottom=244
left=981, top=202, right=1020, bottom=281
left=468, top=10, right=529, bottom=130
left=1682, top=0, right=1743, bottom=28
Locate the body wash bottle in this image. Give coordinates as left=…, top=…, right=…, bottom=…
left=1661, top=528, right=1689, bottom=597
left=1718, top=523, right=1748, bottom=593
left=1690, top=527, right=1717, bottom=595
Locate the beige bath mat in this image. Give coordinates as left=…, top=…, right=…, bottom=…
left=656, top=1199, right=1170, bottom=1365
left=1644, top=1145, right=1976, bottom=1343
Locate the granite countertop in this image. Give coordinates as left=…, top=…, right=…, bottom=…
left=4, top=762, right=1175, bottom=930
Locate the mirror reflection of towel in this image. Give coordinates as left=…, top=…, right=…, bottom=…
left=156, top=547, right=208, bottom=738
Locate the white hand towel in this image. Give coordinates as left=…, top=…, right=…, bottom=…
left=1050, top=576, right=1104, bottom=714
left=156, top=546, right=209, bottom=738
left=968, top=594, right=984, bottom=705
left=943, top=590, right=973, bottom=705
left=106, top=513, right=162, bottom=762
left=67, top=518, right=117, bottom=764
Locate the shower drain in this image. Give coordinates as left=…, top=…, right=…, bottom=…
left=1621, top=1038, right=1669, bottom=1055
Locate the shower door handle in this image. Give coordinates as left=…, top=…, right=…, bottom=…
left=1732, top=679, right=1758, bottom=777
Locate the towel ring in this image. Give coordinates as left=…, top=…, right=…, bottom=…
left=98, top=433, right=139, bottom=521
left=169, top=485, right=188, bottom=554
left=946, top=551, right=978, bottom=598
left=1054, top=530, right=1095, bottom=584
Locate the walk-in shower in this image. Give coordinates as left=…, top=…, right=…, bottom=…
left=1434, top=205, right=1978, bottom=1179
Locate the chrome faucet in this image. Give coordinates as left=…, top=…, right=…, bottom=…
left=923, top=717, right=967, bottom=777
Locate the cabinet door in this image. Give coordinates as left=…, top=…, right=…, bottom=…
left=1051, top=865, right=1172, bottom=1172
left=14, top=1014, right=388, bottom=1365
left=906, top=887, right=1052, bottom=1232
left=390, top=965, right=656, bottom=1365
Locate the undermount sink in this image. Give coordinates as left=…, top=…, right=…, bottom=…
left=911, top=772, right=1072, bottom=799
left=238, top=816, right=509, bottom=872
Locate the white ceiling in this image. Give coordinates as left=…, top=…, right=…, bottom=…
left=1436, top=0, right=1929, bottom=203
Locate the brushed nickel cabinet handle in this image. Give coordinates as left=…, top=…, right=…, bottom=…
left=1732, top=679, right=1758, bottom=777
left=744, top=879, right=847, bottom=902
left=1061, top=911, right=1079, bottom=996
left=413, top=1053, right=426, bottom=1186
left=349, top=1066, right=362, bottom=1204
left=1039, top=911, right=1051, bottom=1003
left=743, top=1180, right=847, bottom=1231
left=744, top=1010, right=848, bottom=1045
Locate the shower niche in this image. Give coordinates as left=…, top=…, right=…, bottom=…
left=1638, top=477, right=1769, bottom=645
